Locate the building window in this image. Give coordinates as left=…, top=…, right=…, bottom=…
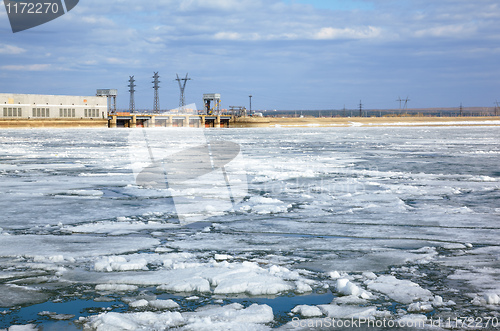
left=84, top=108, right=99, bottom=118
left=72, top=109, right=75, bottom=118
left=30, top=108, right=49, bottom=118
left=3, top=108, right=22, bottom=118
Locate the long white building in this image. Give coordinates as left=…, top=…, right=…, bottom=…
left=0, top=93, right=108, bottom=120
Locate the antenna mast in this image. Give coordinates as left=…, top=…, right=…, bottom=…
left=152, top=72, right=160, bottom=113
left=128, top=76, right=136, bottom=112
left=176, top=73, right=192, bottom=107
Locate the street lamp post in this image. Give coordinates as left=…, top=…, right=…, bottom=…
left=249, top=95, right=252, bottom=115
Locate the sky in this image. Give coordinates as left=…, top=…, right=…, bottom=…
left=0, top=0, right=499, bottom=111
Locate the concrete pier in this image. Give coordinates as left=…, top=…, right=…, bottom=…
left=108, top=114, right=235, bottom=128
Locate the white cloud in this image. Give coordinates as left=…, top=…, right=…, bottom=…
left=314, top=26, right=382, bottom=40
left=415, top=24, right=477, bottom=38
left=1, top=64, right=51, bottom=71
left=179, top=0, right=254, bottom=11
left=0, top=44, right=26, bottom=55
left=214, top=31, right=244, bottom=40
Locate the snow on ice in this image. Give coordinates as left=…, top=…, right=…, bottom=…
left=0, top=127, right=499, bottom=329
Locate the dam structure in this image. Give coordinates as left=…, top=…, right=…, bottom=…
left=0, top=92, right=247, bottom=128
left=2, top=92, right=498, bottom=129
left=109, top=113, right=234, bottom=128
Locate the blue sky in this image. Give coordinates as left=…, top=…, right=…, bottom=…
left=0, top=0, right=499, bottom=111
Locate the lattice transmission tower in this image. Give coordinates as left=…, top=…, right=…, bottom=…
left=128, top=76, right=136, bottom=112
left=176, top=73, right=191, bottom=107
left=152, top=72, right=160, bottom=113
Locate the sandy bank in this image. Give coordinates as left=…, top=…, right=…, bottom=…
left=232, top=116, right=500, bottom=128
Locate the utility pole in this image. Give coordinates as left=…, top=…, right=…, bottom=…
left=152, top=72, right=160, bottom=113
left=396, top=96, right=402, bottom=110
left=404, top=96, right=410, bottom=111
left=175, top=73, right=191, bottom=107
left=128, top=76, right=136, bottom=113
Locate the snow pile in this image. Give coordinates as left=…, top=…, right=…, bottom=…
left=291, top=305, right=323, bottom=317
left=6, top=325, right=38, bottom=331
left=366, top=275, right=433, bottom=304
left=84, top=311, right=184, bottom=331
left=129, top=299, right=149, bottom=308
left=209, top=262, right=296, bottom=295
left=84, top=303, right=273, bottom=331
left=317, top=304, right=378, bottom=319
left=95, top=284, right=138, bottom=292
left=240, top=196, right=291, bottom=214
left=148, top=299, right=180, bottom=310
left=407, top=302, right=433, bottom=313
left=484, top=293, right=500, bottom=305
left=157, top=276, right=211, bottom=293
left=472, top=292, right=500, bottom=306
left=159, top=260, right=304, bottom=295
left=94, top=256, right=149, bottom=272
left=335, top=278, right=371, bottom=299
left=94, top=258, right=310, bottom=296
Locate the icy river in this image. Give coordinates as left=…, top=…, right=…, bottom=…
left=0, top=126, right=499, bottom=330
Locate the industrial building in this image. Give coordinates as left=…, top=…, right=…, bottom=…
left=0, top=93, right=109, bottom=127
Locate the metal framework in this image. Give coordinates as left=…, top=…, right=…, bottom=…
left=397, top=96, right=410, bottom=111
left=203, top=93, right=221, bottom=115
left=404, top=96, right=410, bottom=110
left=128, top=76, right=136, bottom=112
left=96, top=89, right=117, bottom=114
left=176, top=73, right=191, bottom=107
left=359, top=100, right=363, bottom=117
left=152, top=72, right=160, bottom=113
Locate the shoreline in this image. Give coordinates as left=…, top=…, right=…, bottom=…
left=0, top=118, right=108, bottom=128
left=233, top=116, right=500, bottom=128
left=0, top=116, right=498, bottom=128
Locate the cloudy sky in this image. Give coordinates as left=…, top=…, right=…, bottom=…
left=1, top=0, right=499, bottom=111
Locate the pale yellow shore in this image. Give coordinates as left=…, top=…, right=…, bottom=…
left=0, top=119, right=109, bottom=128
left=232, top=116, right=500, bottom=128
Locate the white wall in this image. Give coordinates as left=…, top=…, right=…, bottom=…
left=0, top=93, right=108, bottom=119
